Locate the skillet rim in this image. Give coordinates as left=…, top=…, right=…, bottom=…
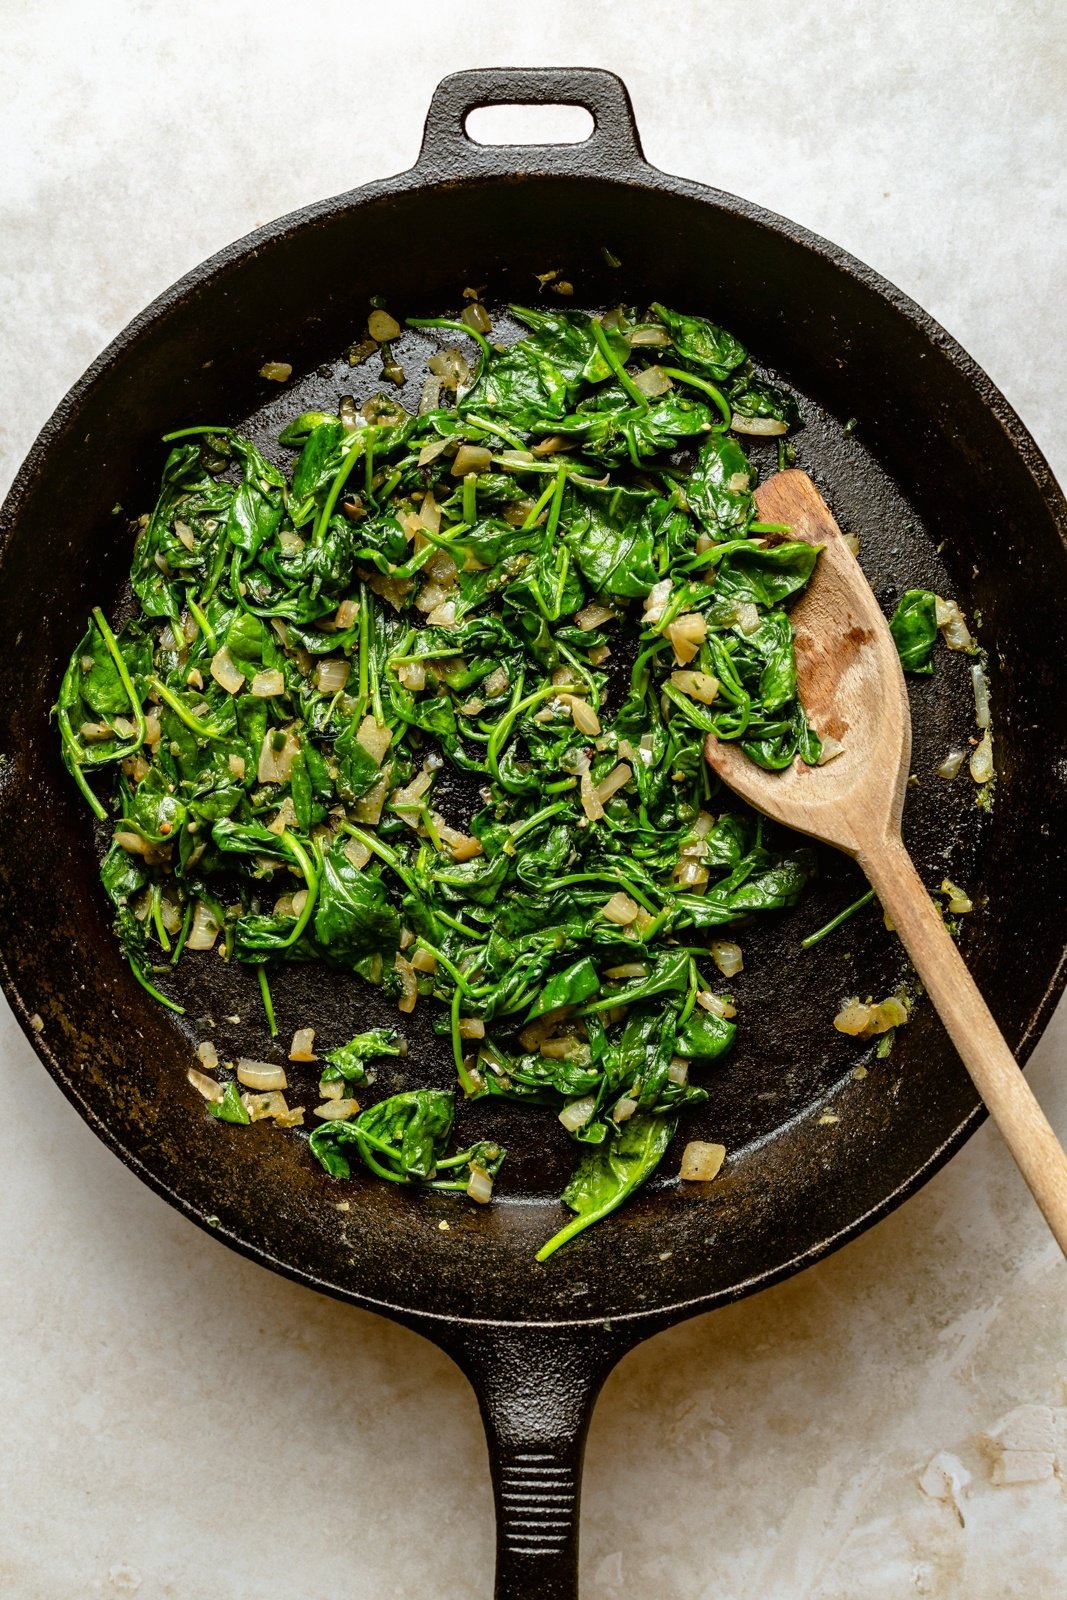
left=2, top=148, right=1066, bottom=1335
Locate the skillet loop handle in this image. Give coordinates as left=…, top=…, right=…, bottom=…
left=439, top=1321, right=629, bottom=1600
left=416, top=67, right=646, bottom=179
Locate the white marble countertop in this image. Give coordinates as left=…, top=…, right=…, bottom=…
left=1, top=4, right=1065, bottom=1596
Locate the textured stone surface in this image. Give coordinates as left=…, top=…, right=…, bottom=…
left=1, top=3, right=1065, bottom=1596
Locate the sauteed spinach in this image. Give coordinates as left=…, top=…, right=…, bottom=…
left=57, top=297, right=857, bottom=1258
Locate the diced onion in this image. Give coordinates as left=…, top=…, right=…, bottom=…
left=251, top=669, right=285, bottom=698
left=416, top=579, right=454, bottom=615
left=289, top=1028, right=317, bottom=1062
left=935, top=596, right=973, bottom=652
left=580, top=769, right=605, bottom=822
left=643, top=579, right=672, bottom=625
left=335, top=599, right=359, bottom=629
left=398, top=660, right=426, bottom=691
left=576, top=603, right=615, bottom=632
left=114, top=829, right=152, bottom=856
left=462, top=301, right=492, bottom=333
left=735, top=602, right=761, bottom=634
left=258, top=727, right=300, bottom=784
left=187, top=900, right=220, bottom=950
left=710, top=940, right=743, bottom=977
left=937, top=748, right=967, bottom=780
left=410, top=946, right=437, bottom=974
left=315, top=658, right=350, bottom=694
left=834, top=994, right=909, bottom=1037
left=353, top=775, right=388, bottom=824
left=197, top=1040, right=219, bottom=1071
left=466, top=1164, right=494, bottom=1204
left=667, top=1056, right=689, bottom=1085
left=237, top=1059, right=288, bottom=1091
left=210, top=647, right=245, bottom=694
left=396, top=954, right=418, bottom=1014
left=670, top=670, right=720, bottom=705
left=313, top=1097, right=360, bottom=1121
left=596, top=762, right=632, bottom=803
left=259, top=362, right=293, bottom=382
left=343, top=836, right=372, bottom=870
left=187, top=1068, right=223, bottom=1103
left=368, top=309, right=401, bottom=342
left=267, top=796, right=298, bottom=834
left=356, top=716, right=392, bottom=766
left=242, top=1090, right=290, bottom=1122
left=696, top=990, right=736, bottom=1019
left=428, top=348, right=471, bottom=390
left=602, top=891, right=640, bottom=926
left=969, top=729, right=994, bottom=784
left=613, top=1096, right=638, bottom=1122
left=604, top=962, right=647, bottom=979
left=633, top=365, right=673, bottom=397
left=559, top=1096, right=596, bottom=1132
left=675, top=858, right=709, bottom=888
left=273, top=1105, right=306, bottom=1129
left=228, top=753, right=246, bottom=780
left=540, top=1036, right=583, bottom=1060
left=971, top=663, right=991, bottom=729
left=680, top=1141, right=727, bottom=1181
left=451, top=445, right=492, bottom=477
left=457, top=1017, right=485, bottom=1040
left=731, top=413, right=787, bottom=436
left=628, top=325, right=671, bottom=347
left=318, top=1079, right=345, bottom=1101
left=667, top=613, right=707, bottom=665
left=817, top=734, right=845, bottom=765
left=425, top=600, right=457, bottom=627
left=565, top=696, right=601, bottom=736
left=941, top=878, right=974, bottom=914
left=484, top=666, right=510, bottom=698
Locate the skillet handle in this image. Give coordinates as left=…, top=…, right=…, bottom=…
left=415, top=67, right=647, bottom=179
left=437, top=1320, right=630, bottom=1599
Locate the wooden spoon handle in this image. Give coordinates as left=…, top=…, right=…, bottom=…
left=862, top=838, right=1067, bottom=1255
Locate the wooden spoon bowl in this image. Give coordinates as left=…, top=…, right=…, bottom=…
left=705, top=470, right=1067, bottom=1254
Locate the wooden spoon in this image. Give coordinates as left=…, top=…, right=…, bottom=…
left=704, top=469, right=1067, bottom=1254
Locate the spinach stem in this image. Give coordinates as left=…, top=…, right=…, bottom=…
left=590, top=317, right=648, bottom=409
left=521, top=477, right=558, bottom=529
left=148, top=678, right=227, bottom=740
left=128, top=955, right=185, bottom=1014
left=462, top=413, right=526, bottom=450
left=406, top=316, right=492, bottom=362
left=658, top=366, right=732, bottom=429
left=257, top=965, right=279, bottom=1036
left=186, top=596, right=217, bottom=653
left=171, top=898, right=194, bottom=965
left=149, top=884, right=172, bottom=953
left=315, top=434, right=366, bottom=544
left=801, top=889, right=876, bottom=950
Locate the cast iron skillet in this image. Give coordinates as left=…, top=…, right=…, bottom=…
left=2, top=68, right=1066, bottom=1598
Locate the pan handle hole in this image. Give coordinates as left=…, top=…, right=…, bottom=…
left=464, top=104, right=595, bottom=146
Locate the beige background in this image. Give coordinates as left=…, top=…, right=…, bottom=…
left=1, top=2, right=1065, bottom=1596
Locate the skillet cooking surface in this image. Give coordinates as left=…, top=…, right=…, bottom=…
left=2, top=118, right=1066, bottom=1329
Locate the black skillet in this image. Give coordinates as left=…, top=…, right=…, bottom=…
left=2, top=68, right=1066, bottom=1599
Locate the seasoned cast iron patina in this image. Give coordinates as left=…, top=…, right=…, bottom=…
left=2, top=69, right=1065, bottom=1598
